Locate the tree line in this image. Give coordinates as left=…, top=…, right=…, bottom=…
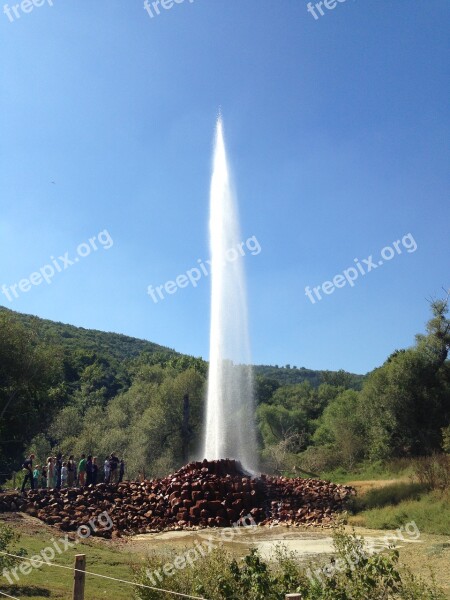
left=0, top=295, right=448, bottom=483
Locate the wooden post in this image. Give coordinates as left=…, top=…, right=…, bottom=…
left=285, top=595, right=302, bottom=600
left=73, top=554, right=86, bottom=600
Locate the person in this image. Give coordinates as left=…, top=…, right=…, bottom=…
left=86, top=455, right=93, bottom=486
left=55, top=452, right=63, bottom=489
left=78, top=454, right=86, bottom=486
left=109, top=453, right=119, bottom=484
left=41, top=464, right=47, bottom=488
left=67, top=455, right=76, bottom=487
left=61, top=462, right=68, bottom=487
left=21, top=454, right=35, bottom=493
left=46, top=457, right=54, bottom=489
left=53, top=456, right=58, bottom=488
left=32, top=465, right=40, bottom=489
left=104, top=457, right=110, bottom=483
left=92, top=457, right=98, bottom=485
left=52, top=456, right=58, bottom=488
left=118, top=459, right=125, bottom=483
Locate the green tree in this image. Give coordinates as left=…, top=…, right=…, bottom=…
left=0, top=312, right=62, bottom=479
left=254, top=375, right=280, bottom=405
left=257, top=404, right=309, bottom=447
left=313, top=389, right=365, bottom=469
left=362, top=296, right=450, bottom=459
left=52, top=365, right=206, bottom=479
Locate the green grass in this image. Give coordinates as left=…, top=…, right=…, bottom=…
left=349, top=490, right=450, bottom=536
left=351, top=481, right=427, bottom=511
left=0, top=519, right=137, bottom=599
left=332, top=459, right=450, bottom=536
left=321, top=458, right=415, bottom=484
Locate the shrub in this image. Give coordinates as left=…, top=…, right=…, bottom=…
left=0, top=522, right=26, bottom=571
left=298, top=445, right=341, bottom=474
left=412, top=454, right=450, bottom=490
left=442, top=425, right=450, bottom=453
left=134, top=526, right=444, bottom=599
left=305, top=526, right=444, bottom=600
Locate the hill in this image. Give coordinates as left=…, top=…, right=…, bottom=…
left=0, top=306, right=363, bottom=387
left=253, top=364, right=364, bottom=389
left=0, top=306, right=177, bottom=363
left=0, top=306, right=365, bottom=481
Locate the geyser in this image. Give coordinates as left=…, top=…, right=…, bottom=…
left=203, top=116, right=257, bottom=472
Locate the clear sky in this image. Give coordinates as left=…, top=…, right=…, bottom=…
left=1, top=0, right=449, bottom=374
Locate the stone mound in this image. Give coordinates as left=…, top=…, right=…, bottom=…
left=0, top=459, right=355, bottom=537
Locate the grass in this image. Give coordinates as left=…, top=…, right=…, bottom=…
left=349, top=489, right=450, bottom=535
left=321, top=458, right=415, bottom=484
left=320, top=457, right=450, bottom=537
left=350, top=481, right=427, bottom=510
left=0, top=514, right=137, bottom=599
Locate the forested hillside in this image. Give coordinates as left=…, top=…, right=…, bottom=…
left=0, top=297, right=449, bottom=484
left=0, top=307, right=177, bottom=362
left=253, top=365, right=364, bottom=389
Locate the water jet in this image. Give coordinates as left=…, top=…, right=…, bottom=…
left=203, top=116, right=257, bottom=472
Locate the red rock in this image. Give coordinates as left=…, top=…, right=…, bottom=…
left=0, top=459, right=354, bottom=535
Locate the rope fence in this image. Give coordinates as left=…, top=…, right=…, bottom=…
left=0, top=550, right=210, bottom=600
left=0, top=550, right=303, bottom=600
left=0, top=591, right=21, bottom=599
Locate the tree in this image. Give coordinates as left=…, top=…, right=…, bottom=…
left=254, top=375, right=280, bottom=405
left=263, top=428, right=306, bottom=473
left=257, top=404, right=309, bottom=449
left=0, top=312, right=62, bottom=479
left=50, top=365, right=207, bottom=479
left=362, top=295, right=450, bottom=459
left=416, top=294, right=450, bottom=365
left=321, top=369, right=364, bottom=390
left=313, top=390, right=365, bottom=469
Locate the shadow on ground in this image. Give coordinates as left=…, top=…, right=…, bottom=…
left=1, top=586, right=51, bottom=597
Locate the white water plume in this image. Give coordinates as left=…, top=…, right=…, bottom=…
left=203, top=117, right=257, bottom=472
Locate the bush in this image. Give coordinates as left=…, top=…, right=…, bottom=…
left=305, top=526, right=444, bottom=600
left=442, top=425, right=450, bottom=453
left=134, top=526, right=444, bottom=599
left=412, top=454, right=450, bottom=490
left=0, top=522, right=26, bottom=571
left=298, top=445, right=342, bottom=475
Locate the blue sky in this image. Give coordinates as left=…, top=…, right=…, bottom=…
left=1, top=0, right=449, bottom=374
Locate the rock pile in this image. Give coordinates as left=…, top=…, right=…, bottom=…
left=0, top=460, right=354, bottom=537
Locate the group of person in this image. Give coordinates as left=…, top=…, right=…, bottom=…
left=21, top=452, right=125, bottom=493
